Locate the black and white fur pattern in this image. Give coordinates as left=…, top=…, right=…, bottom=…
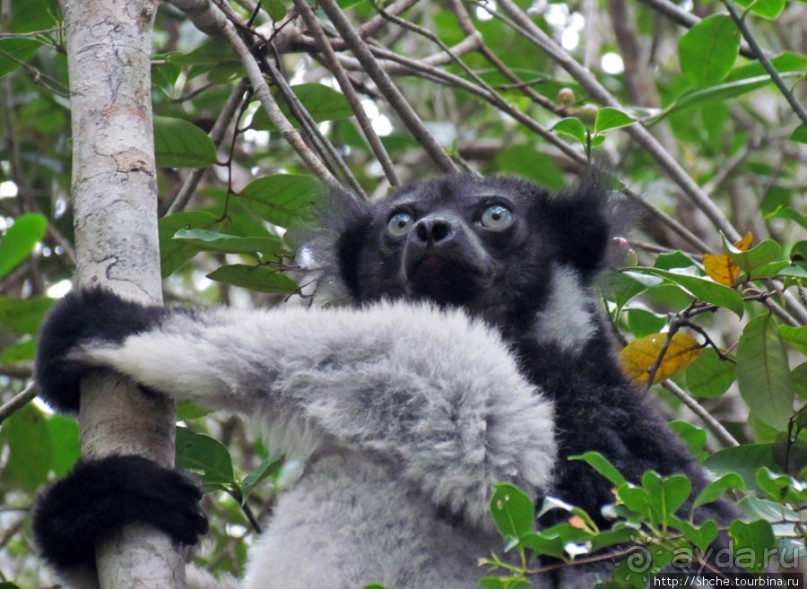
left=33, top=173, right=735, bottom=589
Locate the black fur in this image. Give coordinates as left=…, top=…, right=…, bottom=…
left=32, top=455, right=207, bottom=568
left=320, top=173, right=736, bottom=537
left=33, top=173, right=736, bottom=585
left=35, top=288, right=168, bottom=413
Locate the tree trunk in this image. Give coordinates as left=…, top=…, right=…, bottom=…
left=58, top=0, right=184, bottom=586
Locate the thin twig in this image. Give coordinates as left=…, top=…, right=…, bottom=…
left=166, top=79, right=250, bottom=215
left=637, top=0, right=758, bottom=59
left=330, top=15, right=714, bottom=253
left=718, top=0, right=807, bottom=128
left=294, top=0, right=400, bottom=188
left=494, top=0, right=742, bottom=243
left=661, top=380, right=740, bottom=447
left=0, top=382, right=38, bottom=426
left=169, top=0, right=342, bottom=191
left=316, top=0, right=458, bottom=174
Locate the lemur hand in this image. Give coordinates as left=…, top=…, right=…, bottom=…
left=35, top=288, right=167, bottom=413
left=33, top=455, right=208, bottom=569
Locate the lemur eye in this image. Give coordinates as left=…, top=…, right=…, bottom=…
left=387, top=212, right=415, bottom=237
left=480, top=204, right=514, bottom=231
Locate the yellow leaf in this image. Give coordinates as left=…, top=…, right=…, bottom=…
left=734, top=231, right=753, bottom=252
left=703, top=232, right=753, bottom=286
left=619, top=332, right=702, bottom=385
left=703, top=253, right=740, bottom=286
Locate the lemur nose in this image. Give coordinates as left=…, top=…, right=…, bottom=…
left=414, top=217, right=456, bottom=245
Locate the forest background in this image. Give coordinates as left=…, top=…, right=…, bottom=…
left=1, top=0, right=807, bottom=586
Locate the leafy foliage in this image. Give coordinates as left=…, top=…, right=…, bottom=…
left=1, top=0, right=807, bottom=586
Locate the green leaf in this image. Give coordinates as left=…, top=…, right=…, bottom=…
left=3, top=404, right=51, bottom=492
left=629, top=267, right=745, bottom=317
left=6, top=0, right=60, bottom=33
left=725, top=238, right=783, bottom=277
left=780, top=325, right=807, bottom=356
left=207, top=264, right=301, bottom=294
left=617, top=485, right=651, bottom=519
left=685, top=348, right=736, bottom=398
left=173, top=228, right=284, bottom=257
left=495, top=146, right=566, bottom=190
left=767, top=207, right=807, bottom=233
left=0, top=296, right=53, bottom=334
left=641, top=472, right=691, bottom=527
left=175, top=427, right=236, bottom=491
left=569, top=451, right=627, bottom=486
left=176, top=400, right=210, bottom=421
left=519, top=531, right=567, bottom=558
left=0, top=213, right=47, bottom=279
left=728, top=520, right=776, bottom=573
left=678, top=15, right=741, bottom=86
left=251, top=84, right=353, bottom=130
left=625, top=308, right=667, bottom=338
left=241, top=453, right=284, bottom=500
left=736, top=495, right=800, bottom=523
left=264, top=0, right=288, bottom=20
left=654, top=251, right=700, bottom=270
left=611, top=271, right=662, bottom=309
left=693, top=472, right=745, bottom=509
left=166, top=39, right=238, bottom=67
left=792, top=241, right=807, bottom=268
left=794, top=362, right=807, bottom=400
left=551, top=117, right=587, bottom=144
left=755, top=467, right=798, bottom=502
left=656, top=72, right=803, bottom=123
left=704, top=443, right=776, bottom=489
left=669, top=421, right=708, bottom=461
left=791, top=124, right=807, bottom=145
left=735, top=0, right=786, bottom=19
left=490, top=482, right=536, bottom=540
left=727, top=52, right=807, bottom=82
left=678, top=519, right=718, bottom=554
left=159, top=211, right=219, bottom=278
left=589, top=527, right=640, bottom=552
left=154, top=116, right=217, bottom=168
left=736, top=313, right=794, bottom=430
left=478, top=577, right=532, bottom=589
left=46, top=415, right=80, bottom=477
left=593, top=107, right=636, bottom=134
left=0, top=338, right=36, bottom=363
left=238, top=174, right=322, bottom=228
left=0, top=38, right=42, bottom=79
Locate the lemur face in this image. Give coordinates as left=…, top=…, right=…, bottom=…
left=337, top=176, right=573, bottom=326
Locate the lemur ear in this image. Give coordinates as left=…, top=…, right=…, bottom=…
left=544, top=172, right=633, bottom=279
left=296, top=187, right=374, bottom=304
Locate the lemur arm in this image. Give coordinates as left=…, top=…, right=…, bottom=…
left=36, top=288, right=556, bottom=528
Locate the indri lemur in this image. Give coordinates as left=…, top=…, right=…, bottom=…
left=33, top=174, right=735, bottom=589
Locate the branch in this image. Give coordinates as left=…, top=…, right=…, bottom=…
left=661, top=380, right=740, bottom=448
left=719, top=0, right=807, bottom=128
left=169, top=0, right=343, bottom=191
left=494, top=0, right=742, bottom=243
left=57, top=0, right=182, bottom=586
left=316, top=0, right=459, bottom=174
left=166, top=79, right=250, bottom=215
left=0, top=382, right=37, bottom=426
left=293, top=0, right=401, bottom=187
left=637, top=0, right=758, bottom=59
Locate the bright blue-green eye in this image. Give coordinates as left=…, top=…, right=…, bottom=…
left=387, top=212, right=414, bottom=237
left=480, top=204, right=513, bottom=231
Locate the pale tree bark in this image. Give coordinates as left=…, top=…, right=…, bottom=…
left=58, top=0, right=184, bottom=586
